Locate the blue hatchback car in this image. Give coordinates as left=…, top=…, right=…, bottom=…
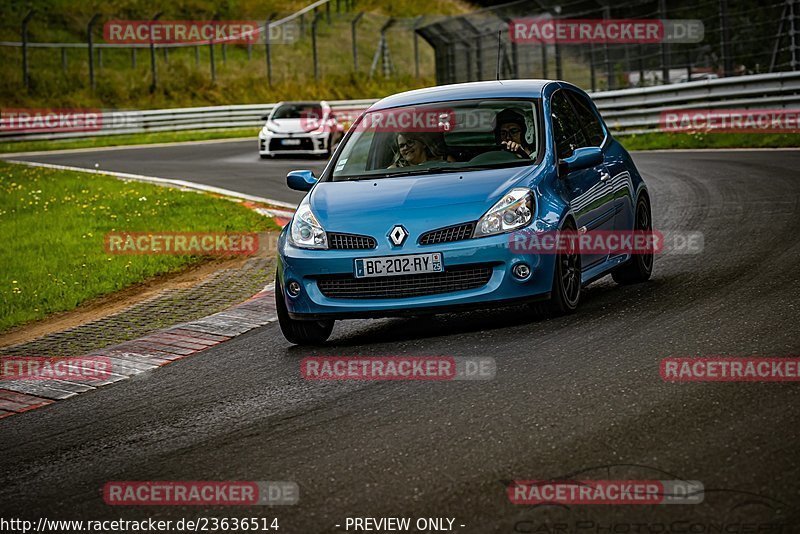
left=276, top=80, right=653, bottom=345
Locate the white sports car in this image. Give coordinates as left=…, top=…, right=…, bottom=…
left=258, top=101, right=341, bottom=158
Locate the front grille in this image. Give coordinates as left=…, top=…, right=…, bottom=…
left=269, top=137, right=315, bottom=151
left=419, top=222, right=475, bottom=245
left=316, top=264, right=493, bottom=299
left=328, top=232, right=377, bottom=250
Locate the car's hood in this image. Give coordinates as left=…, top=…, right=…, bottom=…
left=309, top=165, right=542, bottom=235
left=265, top=118, right=313, bottom=134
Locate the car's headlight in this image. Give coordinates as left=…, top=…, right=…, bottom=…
left=473, top=188, right=533, bottom=238
left=288, top=203, right=328, bottom=249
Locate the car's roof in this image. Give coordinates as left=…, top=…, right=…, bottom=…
left=370, top=80, right=557, bottom=110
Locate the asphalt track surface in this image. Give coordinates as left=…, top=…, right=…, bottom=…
left=2, top=144, right=800, bottom=532
left=7, top=140, right=323, bottom=205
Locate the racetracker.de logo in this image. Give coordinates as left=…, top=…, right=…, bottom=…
left=510, top=230, right=663, bottom=255
left=352, top=108, right=457, bottom=133
left=0, top=109, right=102, bottom=133
left=105, top=232, right=259, bottom=256
left=660, top=108, right=800, bottom=134
left=661, top=357, right=800, bottom=382
left=507, top=480, right=704, bottom=505
left=104, top=20, right=260, bottom=44
left=509, top=19, right=704, bottom=44
left=301, top=356, right=495, bottom=381
left=103, top=481, right=298, bottom=506
left=1, top=356, right=112, bottom=381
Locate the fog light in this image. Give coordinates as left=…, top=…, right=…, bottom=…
left=512, top=263, right=531, bottom=280
left=287, top=280, right=301, bottom=297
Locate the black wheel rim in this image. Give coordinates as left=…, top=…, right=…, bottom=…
left=561, top=232, right=581, bottom=306
left=637, top=201, right=654, bottom=271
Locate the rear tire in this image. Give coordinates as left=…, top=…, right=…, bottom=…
left=275, top=275, right=334, bottom=345
left=612, top=195, right=654, bottom=285
left=530, top=219, right=582, bottom=317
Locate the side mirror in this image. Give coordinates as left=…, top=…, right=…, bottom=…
left=558, top=146, right=603, bottom=176
left=260, top=115, right=270, bottom=121
left=287, top=170, right=317, bottom=192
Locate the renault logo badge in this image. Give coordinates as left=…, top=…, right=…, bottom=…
left=389, top=225, right=409, bottom=246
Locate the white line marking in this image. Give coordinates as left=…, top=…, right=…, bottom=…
left=5, top=159, right=298, bottom=209
left=630, top=147, right=800, bottom=153
left=0, top=136, right=255, bottom=157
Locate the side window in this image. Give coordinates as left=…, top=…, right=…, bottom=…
left=550, top=91, right=587, bottom=159
left=568, top=92, right=605, bottom=147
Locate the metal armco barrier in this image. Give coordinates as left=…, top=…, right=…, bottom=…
left=2, top=72, right=798, bottom=141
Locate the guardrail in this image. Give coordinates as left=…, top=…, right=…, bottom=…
left=2, top=72, right=798, bottom=141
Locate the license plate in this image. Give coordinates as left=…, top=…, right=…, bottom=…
left=281, top=139, right=301, bottom=146
left=354, top=253, right=443, bottom=278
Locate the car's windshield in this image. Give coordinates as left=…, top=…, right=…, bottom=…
left=271, top=103, right=323, bottom=120
left=330, top=98, right=540, bottom=181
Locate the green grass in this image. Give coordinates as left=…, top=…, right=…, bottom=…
left=0, top=160, right=277, bottom=332
left=617, top=131, right=800, bottom=151
left=0, top=128, right=259, bottom=154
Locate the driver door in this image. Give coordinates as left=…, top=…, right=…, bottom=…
left=551, top=90, right=615, bottom=268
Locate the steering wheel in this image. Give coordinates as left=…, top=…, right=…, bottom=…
left=468, top=149, right=525, bottom=165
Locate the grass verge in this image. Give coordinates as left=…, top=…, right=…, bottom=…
left=618, top=131, right=800, bottom=151
left=0, top=128, right=259, bottom=154
left=0, top=160, right=277, bottom=332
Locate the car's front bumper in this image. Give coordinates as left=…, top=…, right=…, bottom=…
left=277, top=229, right=557, bottom=320
left=258, top=131, right=328, bottom=155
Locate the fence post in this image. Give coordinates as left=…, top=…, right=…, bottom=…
left=553, top=5, right=562, bottom=79
left=210, top=39, right=216, bottom=81
left=326, top=1, right=332, bottom=24
left=264, top=17, right=274, bottom=86
left=658, top=0, right=670, bottom=84
left=603, top=4, right=613, bottom=88
left=637, top=43, right=644, bottom=86
left=62, top=47, right=68, bottom=73
left=312, top=13, right=322, bottom=80
left=210, top=13, right=218, bottom=82
left=791, top=0, right=798, bottom=70
left=351, top=12, right=364, bottom=71
left=21, top=10, right=35, bottom=91
left=87, top=13, right=101, bottom=92
left=149, top=12, right=163, bottom=93
left=541, top=38, right=548, bottom=79
left=719, top=0, right=732, bottom=76
left=413, top=16, right=424, bottom=79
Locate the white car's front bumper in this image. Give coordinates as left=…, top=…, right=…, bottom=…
left=258, top=131, right=328, bottom=156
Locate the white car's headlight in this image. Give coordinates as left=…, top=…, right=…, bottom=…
left=473, top=188, right=533, bottom=238
left=289, top=203, right=328, bottom=249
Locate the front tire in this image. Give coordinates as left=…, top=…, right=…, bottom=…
left=530, top=219, right=582, bottom=317
left=612, top=194, right=654, bottom=285
left=275, top=275, right=334, bottom=345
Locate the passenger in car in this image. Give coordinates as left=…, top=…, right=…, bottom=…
left=390, top=132, right=449, bottom=167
